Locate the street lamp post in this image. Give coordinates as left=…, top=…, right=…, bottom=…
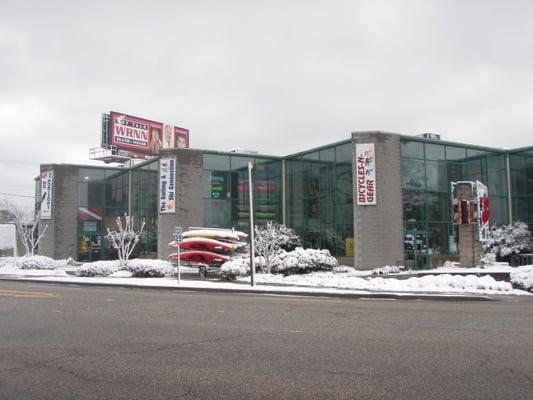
left=248, top=162, right=255, bottom=287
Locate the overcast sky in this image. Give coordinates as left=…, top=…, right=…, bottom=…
left=1, top=0, right=532, bottom=208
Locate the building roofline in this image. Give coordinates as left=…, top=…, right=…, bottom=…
left=399, top=134, right=509, bottom=153
left=283, top=138, right=352, bottom=159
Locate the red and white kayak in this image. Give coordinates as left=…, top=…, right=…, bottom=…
left=168, top=250, right=231, bottom=265
left=182, top=229, right=241, bottom=242
left=169, top=237, right=237, bottom=252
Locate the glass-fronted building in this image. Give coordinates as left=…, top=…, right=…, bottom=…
left=36, top=133, right=533, bottom=269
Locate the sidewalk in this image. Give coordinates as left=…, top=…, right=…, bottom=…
left=0, top=273, right=497, bottom=301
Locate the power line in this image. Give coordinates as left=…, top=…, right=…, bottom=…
left=0, top=192, right=35, bottom=199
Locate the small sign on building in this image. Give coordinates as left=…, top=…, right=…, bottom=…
left=355, top=143, right=376, bottom=205
left=40, top=170, right=54, bottom=219
left=159, top=157, right=176, bottom=213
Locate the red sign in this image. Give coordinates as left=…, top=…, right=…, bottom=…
left=479, top=197, right=490, bottom=226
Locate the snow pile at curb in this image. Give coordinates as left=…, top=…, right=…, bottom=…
left=239, top=272, right=516, bottom=294
left=510, top=265, right=533, bottom=292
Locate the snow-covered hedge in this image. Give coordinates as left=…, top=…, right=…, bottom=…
left=122, top=259, right=174, bottom=277
left=77, top=261, right=120, bottom=277
left=220, top=257, right=251, bottom=280
left=510, top=265, right=533, bottom=292
left=272, top=248, right=337, bottom=275
left=220, top=248, right=338, bottom=280
left=77, top=259, right=175, bottom=278
left=17, top=255, right=57, bottom=270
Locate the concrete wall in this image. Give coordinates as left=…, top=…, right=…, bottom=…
left=352, top=132, right=404, bottom=269
left=157, top=149, right=204, bottom=259
left=38, top=165, right=78, bottom=259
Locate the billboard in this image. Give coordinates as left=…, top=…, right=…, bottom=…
left=159, top=157, right=176, bottom=213
left=40, top=170, right=54, bottom=219
left=355, top=143, right=376, bottom=205
left=105, top=112, right=189, bottom=159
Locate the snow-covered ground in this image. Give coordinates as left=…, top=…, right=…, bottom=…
left=236, top=270, right=529, bottom=295
left=1, top=256, right=531, bottom=296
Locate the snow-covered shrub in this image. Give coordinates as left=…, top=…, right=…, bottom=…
left=122, top=259, right=174, bottom=277
left=372, top=265, right=405, bottom=275
left=510, top=265, right=533, bottom=292
left=17, top=255, right=56, bottom=270
left=77, top=261, right=120, bottom=277
left=483, top=222, right=533, bottom=260
left=220, top=258, right=251, bottom=280
left=271, top=247, right=338, bottom=275
left=274, top=223, right=301, bottom=251
left=479, top=253, right=496, bottom=267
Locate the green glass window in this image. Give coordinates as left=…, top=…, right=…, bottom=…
left=401, top=141, right=424, bottom=159
left=424, top=143, right=445, bottom=161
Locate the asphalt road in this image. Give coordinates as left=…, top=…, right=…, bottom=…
left=0, top=281, right=532, bottom=400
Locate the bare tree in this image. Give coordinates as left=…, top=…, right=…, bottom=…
left=0, top=196, right=47, bottom=257
left=106, top=214, right=145, bottom=266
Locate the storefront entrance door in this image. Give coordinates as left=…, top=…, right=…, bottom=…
left=78, top=234, right=103, bottom=262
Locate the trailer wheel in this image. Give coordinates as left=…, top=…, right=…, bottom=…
left=199, top=266, right=208, bottom=278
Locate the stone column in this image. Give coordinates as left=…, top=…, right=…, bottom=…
left=37, top=164, right=78, bottom=260
left=157, top=149, right=204, bottom=259
left=352, top=131, right=404, bottom=269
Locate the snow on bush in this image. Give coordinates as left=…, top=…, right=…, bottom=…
left=122, top=259, right=175, bottom=277
left=220, top=248, right=337, bottom=280
left=77, top=261, right=120, bottom=277
left=17, top=255, right=57, bottom=270
left=483, top=221, right=533, bottom=259
left=372, top=265, right=405, bottom=275
left=77, top=259, right=175, bottom=278
left=272, top=247, right=337, bottom=275
left=220, top=257, right=251, bottom=280
left=510, top=265, right=533, bottom=292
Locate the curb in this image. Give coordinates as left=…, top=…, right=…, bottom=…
left=0, top=277, right=495, bottom=302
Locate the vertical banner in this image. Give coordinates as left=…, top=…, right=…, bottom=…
left=159, top=158, right=176, bottom=213
left=40, top=170, right=54, bottom=219
left=355, top=143, right=376, bottom=205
